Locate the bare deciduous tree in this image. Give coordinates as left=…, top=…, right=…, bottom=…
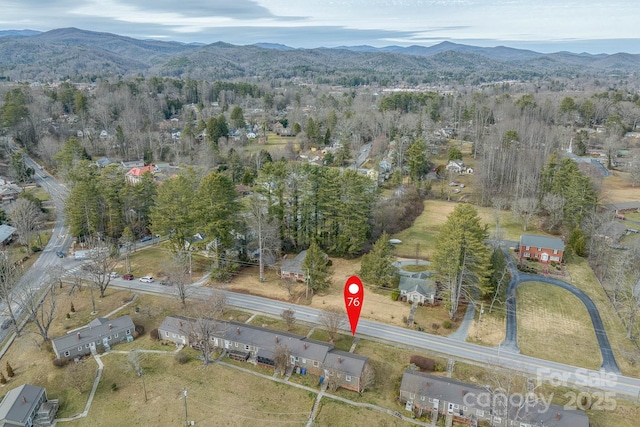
left=187, top=292, right=227, bottom=365
left=10, top=198, right=44, bottom=255
left=360, top=362, right=375, bottom=393
left=128, top=351, right=148, bottom=402
left=273, top=343, right=290, bottom=376
left=511, top=197, right=539, bottom=231
left=0, top=252, right=21, bottom=336
left=168, top=253, right=190, bottom=307
left=319, top=307, right=346, bottom=343
left=281, top=308, right=296, bottom=331
left=20, top=277, right=57, bottom=342
left=83, top=237, right=119, bottom=298
left=540, top=193, right=565, bottom=232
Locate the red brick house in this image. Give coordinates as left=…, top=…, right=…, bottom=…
left=519, top=234, right=564, bottom=264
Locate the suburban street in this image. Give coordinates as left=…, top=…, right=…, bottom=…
left=110, top=278, right=640, bottom=400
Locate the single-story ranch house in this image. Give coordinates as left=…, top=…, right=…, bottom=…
left=158, top=315, right=369, bottom=392
left=399, top=370, right=589, bottom=427
left=518, top=234, right=564, bottom=264
left=52, top=315, right=135, bottom=359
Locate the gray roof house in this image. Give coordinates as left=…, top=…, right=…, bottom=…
left=399, top=371, right=589, bottom=427
left=52, top=315, right=135, bottom=359
left=0, top=225, right=17, bottom=246
left=0, top=384, right=58, bottom=427
left=398, top=276, right=436, bottom=305
left=280, top=250, right=308, bottom=281
left=158, top=315, right=369, bottom=392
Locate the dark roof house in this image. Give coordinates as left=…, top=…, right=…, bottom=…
left=0, top=225, right=17, bottom=246
left=399, top=371, right=589, bottom=427
left=398, top=276, right=436, bottom=304
left=52, top=315, right=135, bottom=359
left=0, top=384, right=58, bottom=427
left=280, top=250, right=308, bottom=281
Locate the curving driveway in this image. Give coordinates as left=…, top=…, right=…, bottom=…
left=500, top=247, right=620, bottom=373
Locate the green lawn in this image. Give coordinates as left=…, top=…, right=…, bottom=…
left=249, top=314, right=312, bottom=336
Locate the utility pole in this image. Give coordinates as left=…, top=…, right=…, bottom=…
left=475, top=303, right=484, bottom=340
left=183, top=387, right=189, bottom=426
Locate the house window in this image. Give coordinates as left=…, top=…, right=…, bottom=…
left=290, top=355, right=295, bottom=364
left=172, top=333, right=176, bottom=338
left=108, top=335, right=112, bottom=340
left=234, top=342, right=238, bottom=347
left=244, top=345, right=250, bottom=351
left=165, top=331, right=169, bottom=337
left=523, top=252, right=530, bottom=258
left=420, top=396, right=425, bottom=401
left=345, top=375, right=352, bottom=382
left=538, top=247, right=542, bottom=251
left=313, top=361, right=319, bottom=367
left=553, top=249, right=558, bottom=254
left=534, top=253, right=538, bottom=258
left=525, top=245, right=530, bottom=250
left=114, top=333, right=118, bottom=338
left=302, top=358, right=307, bottom=364
left=64, top=351, right=70, bottom=357
left=78, top=346, right=82, bottom=351
left=453, top=404, right=459, bottom=409
left=409, top=393, right=415, bottom=399
left=85, top=344, right=90, bottom=348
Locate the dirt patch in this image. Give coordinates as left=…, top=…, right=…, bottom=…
left=220, top=258, right=409, bottom=327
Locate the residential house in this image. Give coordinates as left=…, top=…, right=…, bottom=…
left=280, top=250, right=308, bottom=281
left=125, top=165, right=155, bottom=185
left=399, top=371, right=589, bottom=427
left=120, top=160, right=145, bottom=170
left=158, top=315, right=369, bottom=392
left=0, top=384, right=58, bottom=427
left=605, top=201, right=640, bottom=215
left=95, top=157, right=115, bottom=168
left=0, top=179, right=23, bottom=203
left=445, top=160, right=466, bottom=174
left=398, top=276, right=436, bottom=305
left=0, top=225, right=17, bottom=247
left=519, top=234, right=564, bottom=264
left=51, top=316, right=135, bottom=359
left=594, top=221, right=629, bottom=244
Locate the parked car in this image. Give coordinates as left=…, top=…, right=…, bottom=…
left=122, top=274, right=134, bottom=280
left=109, top=272, right=119, bottom=278
left=160, top=280, right=171, bottom=286
left=139, top=276, right=154, bottom=283
left=139, top=236, right=153, bottom=243
left=1, top=318, right=15, bottom=330
left=56, top=251, right=66, bottom=258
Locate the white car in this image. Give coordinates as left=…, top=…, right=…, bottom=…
left=139, top=276, right=154, bottom=283
left=109, top=272, right=119, bottom=278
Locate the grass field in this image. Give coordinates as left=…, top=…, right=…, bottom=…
left=516, top=282, right=601, bottom=370
left=315, top=399, right=412, bottom=426
left=248, top=314, right=312, bottom=337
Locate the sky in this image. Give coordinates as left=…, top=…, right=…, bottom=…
left=1, top=0, right=639, bottom=54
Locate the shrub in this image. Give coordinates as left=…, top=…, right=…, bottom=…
left=66, top=313, right=71, bottom=319
left=96, top=344, right=106, bottom=355
left=442, top=320, right=452, bottom=329
left=409, top=355, right=436, bottom=372
left=175, top=351, right=190, bottom=365
left=150, top=328, right=160, bottom=340
left=0, top=372, right=5, bottom=384
left=391, top=289, right=400, bottom=301
left=53, top=358, right=69, bottom=368
left=70, top=302, right=75, bottom=313
left=133, top=324, right=145, bottom=338
left=111, top=383, right=118, bottom=392
left=6, top=362, right=14, bottom=378
left=31, top=246, right=41, bottom=253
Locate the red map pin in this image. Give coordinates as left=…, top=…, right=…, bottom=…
left=344, top=275, right=364, bottom=336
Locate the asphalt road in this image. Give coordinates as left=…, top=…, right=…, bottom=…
left=111, top=279, right=640, bottom=399
left=501, top=247, right=620, bottom=373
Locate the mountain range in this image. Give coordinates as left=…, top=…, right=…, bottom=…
left=0, top=28, right=638, bottom=83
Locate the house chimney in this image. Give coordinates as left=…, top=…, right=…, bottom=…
left=556, top=413, right=561, bottom=420
left=236, top=327, right=241, bottom=335
left=338, top=356, right=342, bottom=364
left=77, top=332, right=81, bottom=340
left=21, top=396, right=26, bottom=404
left=275, top=336, right=279, bottom=343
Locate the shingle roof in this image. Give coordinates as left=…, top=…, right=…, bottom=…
left=52, top=315, right=135, bottom=355
left=519, top=234, right=564, bottom=251
left=0, top=384, right=45, bottom=425
left=398, top=277, right=435, bottom=296
left=281, top=250, right=307, bottom=275
left=0, top=225, right=16, bottom=244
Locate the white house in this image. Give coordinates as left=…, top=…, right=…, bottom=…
left=445, top=160, right=466, bottom=174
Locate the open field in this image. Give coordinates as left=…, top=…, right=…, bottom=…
left=516, top=282, right=601, bottom=370
left=315, top=399, right=412, bottom=427
left=565, top=258, right=640, bottom=378
left=599, top=170, right=640, bottom=204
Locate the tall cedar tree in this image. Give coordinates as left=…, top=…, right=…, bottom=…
left=302, top=241, right=331, bottom=294
left=359, top=232, right=399, bottom=288
left=432, top=204, right=491, bottom=319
